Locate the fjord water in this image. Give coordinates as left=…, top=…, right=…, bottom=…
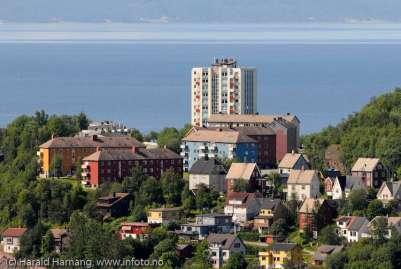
left=1, top=23, right=401, bottom=133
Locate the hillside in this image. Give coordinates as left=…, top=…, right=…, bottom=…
left=1, top=0, right=401, bottom=23
left=302, top=88, right=401, bottom=175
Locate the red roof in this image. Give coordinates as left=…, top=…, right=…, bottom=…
left=120, top=222, right=149, bottom=227
left=2, top=228, right=27, bottom=237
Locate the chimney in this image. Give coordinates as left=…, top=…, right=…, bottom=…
left=51, top=133, right=55, bottom=140
left=92, top=135, right=98, bottom=141
left=291, top=150, right=295, bottom=155
left=301, top=165, right=305, bottom=171
left=112, top=192, right=116, bottom=198
left=96, top=146, right=100, bottom=152
left=131, top=146, right=136, bottom=153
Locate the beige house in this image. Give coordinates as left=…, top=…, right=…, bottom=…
left=1, top=228, right=27, bottom=254
left=368, top=216, right=401, bottom=239
left=286, top=169, right=320, bottom=201
left=278, top=152, right=310, bottom=175
left=377, top=181, right=401, bottom=204
left=189, top=159, right=227, bottom=192
left=147, top=207, right=182, bottom=225
left=226, top=163, right=262, bottom=193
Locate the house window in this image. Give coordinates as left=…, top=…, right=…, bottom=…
left=234, top=243, right=241, bottom=248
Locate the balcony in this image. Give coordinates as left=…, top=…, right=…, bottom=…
left=81, top=162, right=89, bottom=169
left=81, top=171, right=89, bottom=177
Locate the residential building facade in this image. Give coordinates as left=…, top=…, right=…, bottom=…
left=278, top=152, right=310, bottom=175
left=377, top=181, right=401, bottom=204
left=285, top=169, right=320, bottom=201
left=351, top=158, right=388, bottom=188
left=226, top=163, right=262, bottom=194
left=258, top=243, right=303, bottom=269
left=298, top=198, right=337, bottom=235
left=208, top=114, right=300, bottom=161
left=336, top=216, right=369, bottom=243
left=207, top=233, right=246, bottom=268
left=224, top=192, right=262, bottom=225
left=189, top=158, right=227, bottom=192
left=147, top=207, right=182, bottom=225
left=118, top=222, right=150, bottom=241
left=81, top=147, right=182, bottom=188
left=96, top=192, right=131, bottom=220
left=1, top=228, right=27, bottom=254
left=181, top=127, right=258, bottom=171
left=38, top=135, right=144, bottom=177
left=191, top=58, right=257, bottom=127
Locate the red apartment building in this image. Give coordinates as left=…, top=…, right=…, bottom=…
left=82, top=147, right=182, bottom=187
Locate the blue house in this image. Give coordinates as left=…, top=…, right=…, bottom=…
left=181, top=127, right=258, bottom=171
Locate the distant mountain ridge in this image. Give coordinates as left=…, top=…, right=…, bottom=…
left=1, top=0, right=401, bottom=23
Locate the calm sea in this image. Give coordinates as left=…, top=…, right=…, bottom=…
left=1, top=23, right=401, bottom=133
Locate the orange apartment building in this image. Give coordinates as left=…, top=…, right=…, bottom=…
left=37, top=135, right=144, bottom=177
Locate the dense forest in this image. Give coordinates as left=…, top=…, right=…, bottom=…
left=302, top=88, right=401, bottom=176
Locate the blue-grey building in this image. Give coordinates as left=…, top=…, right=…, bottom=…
left=181, top=127, right=258, bottom=171
left=176, top=213, right=234, bottom=240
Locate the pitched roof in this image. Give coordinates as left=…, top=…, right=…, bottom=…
left=345, top=176, right=366, bottom=191
left=278, top=153, right=308, bottom=169
left=226, top=192, right=261, bottom=207
left=208, top=114, right=299, bottom=124
left=2, top=228, right=27, bottom=237
left=189, top=158, right=226, bottom=175
left=379, top=181, right=401, bottom=196
left=207, top=234, right=241, bottom=250
left=287, top=169, right=318, bottom=185
left=270, top=242, right=297, bottom=251
left=258, top=199, right=281, bottom=210
left=351, top=158, right=380, bottom=172
left=337, top=216, right=369, bottom=231
left=299, top=198, right=325, bottom=214
left=120, top=222, right=149, bottom=228
left=40, top=136, right=144, bottom=149
left=226, top=163, right=258, bottom=180
left=313, top=245, right=343, bottom=262
left=96, top=192, right=130, bottom=208
left=182, top=128, right=256, bottom=144
left=83, top=147, right=181, bottom=161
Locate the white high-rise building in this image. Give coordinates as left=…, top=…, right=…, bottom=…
left=191, top=58, right=257, bottom=127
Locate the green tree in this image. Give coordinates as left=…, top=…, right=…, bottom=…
left=348, top=189, right=368, bottom=213
left=232, top=179, right=249, bottom=192
left=319, top=225, right=342, bottom=245
left=223, top=252, right=248, bottom=269
left=194, top=184, right=219, bottom=210
left=50, top=154, right=62, bottom=178
left=161, top=169, right=185, bottom=206
left=41, top=230, right=55, bottom=255
left=157, top=127, right=181, bottom=152
left=366, top=200, right=386, bottom=220
left=130, top=128, right=144, bottom=142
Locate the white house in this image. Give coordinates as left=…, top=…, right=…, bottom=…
left=1, top=228, right=27, bottom=254
left=368, top=216, right=401, bottom=239
left=278, top=152, right=310, bottom=175
left=336, top=216, right=369, bottom=243
left=286, top=169, right=320, bottom=201
left=224, top=192, right=262, bottom=225
left=207, top=233, right=246, bottom=268
left=330, top=176, right=366, bottom=200
left=376, top=181, right=401, bottom=204
left=189, top=159, right=227, bottom=192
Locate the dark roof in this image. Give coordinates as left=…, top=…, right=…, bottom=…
left=40, top=136, right=144, bottom=149
left=313, top=245, right=343, bottom=261
left=345, top=176, right=366, bottom=191
left=149, top=207, right=182, bottom=212
left=226, top=192, right=262, bottom=207
left=189, top=158, right=226, bottom=175
left=83, top=147, right=181, bottom=161
left=207, top=234, right=241, bottom=250
left=270, top=243, right=297, bottom=251
left=198, top=213, right=230, bottom=218
left=257, top=199, right=281, bottom=210
left=96, top=193, right=130, bottom=208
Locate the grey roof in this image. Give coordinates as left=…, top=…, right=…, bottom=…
left=207, top=234, right=240, bottom=250
left=349, top=217, right=369, bottom=231
left=384, top=181, right=401, bottom=196
left=189, top=158, right=226, bottom=175
left=257, top=199, right=281, bottom=210
left=270, top=243, right=297, bottom=251
left=345, top=176, right=366, bottom=191
left=199, top=213, right=231, bottom=218
left=313, top=245, right=343, bottom=261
